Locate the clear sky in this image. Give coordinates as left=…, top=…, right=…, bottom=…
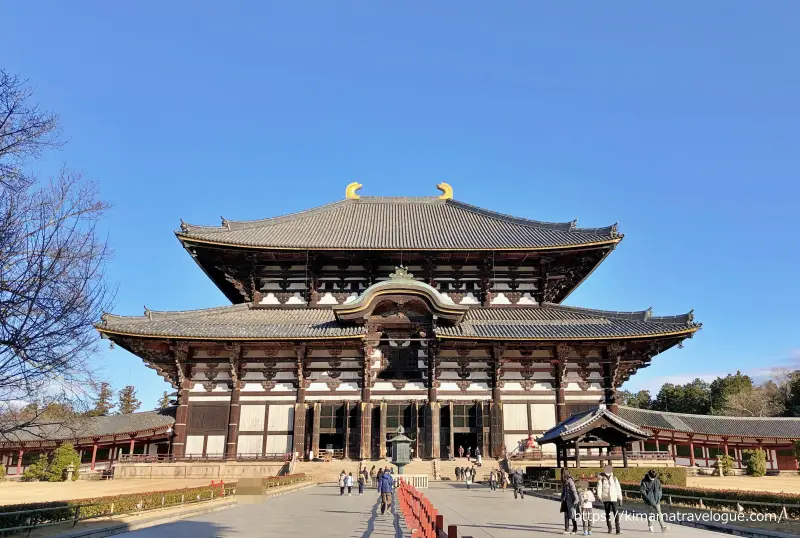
left=4, top=2, right=799, bottom=408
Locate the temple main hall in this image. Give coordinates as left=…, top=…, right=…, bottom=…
left=96, top=183, right=701, bottom=463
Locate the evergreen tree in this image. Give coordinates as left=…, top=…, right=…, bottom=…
left=709, top=371, right=753, bottom=414
left=624, top=390, right=653, bottom=409
left=117, top=385, right=141, bottom=414
left=156, top=391, right=172, bottom=410
left=88, top=381, right=115, bottom=416
left=652, top=379, right=711, bottom=414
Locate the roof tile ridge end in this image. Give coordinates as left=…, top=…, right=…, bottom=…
left=544, top=303, right=651, bottom=321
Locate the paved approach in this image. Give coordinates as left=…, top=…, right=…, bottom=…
left=124, top=484, right=407, bottom=538
left=425, top=482, right=723, bottom=537
left=123, top=482, right=728, bottom=537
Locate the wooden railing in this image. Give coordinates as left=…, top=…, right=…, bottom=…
left=118, top=453, right=291, bottom=463
left=396, top=478, right=473, bottom=538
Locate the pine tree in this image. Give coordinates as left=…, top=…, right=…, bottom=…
left=117, top=385, right=142, bottom=414
left=156, top=391, right=171, bottom=410
left=89, top=381, right=115, bottom=416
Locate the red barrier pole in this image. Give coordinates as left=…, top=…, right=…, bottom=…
left=448, top=525, right=458, bottom=538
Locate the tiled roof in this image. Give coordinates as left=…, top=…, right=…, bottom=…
left=435, top=304, right=699, bottom=340
left=97, top=303, right=698, bottom=341
left=177, top=197, right=621, bottom=250
left=0, top=409, right=175, bottom=444
left=538, top=406, right=650, bottom=444
left=98, top=304, right=364, bottom=340
left=618, top=407, right=800, bottom=439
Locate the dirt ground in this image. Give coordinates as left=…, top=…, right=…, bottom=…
left=0, top=479, right=214, bottom=506
left=688, top=475, right=800, bottom=494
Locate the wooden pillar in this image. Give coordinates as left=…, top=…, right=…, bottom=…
left=226, top=344, right=243, bottom=459
left=128, top=437, right=135, bottom=457
left=379, top=401, right=387, bottom=459
left=293, top=343, right=308, bottom=458
left=90, top=442, right=98, bottom=471
left=722, top=437, right=730, bottom=457
left=16, top=448, right=23, bottom=476
left=622, top=445, right=629, bottom=468
left=448, top=402, right=455, bottom=457
left=292, top=403, right=307, bottom=457
left=554, top=344, right=569, bottom=423
left=688, top=435, right=695, bottom=467
left=426, top=402, right=441, bottom=459
left=603, top=344, right=624, bottom=413
left=653, top=432, right=660, bottom=452
left=575, top=441, right=581, bottom=468
left=311, top=402, right=321, bottom=458
left=172, top=344, right=192, bottom=458
left=360, top=402, right=372, bottom=460
left=344, top=402, right=351, bottom=459
left=556, top=442, right=561, bottom=468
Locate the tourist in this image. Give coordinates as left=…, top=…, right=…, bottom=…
left=376, top=468, right=384, bottom=490
left=489, top=469, right=497, bottom=491
left=640, top=469, right=668, bottom=533
left=511, top=469, right=525, bottom=499
left=597, top=465, right=623, bottom=534
left=346, top=472, right=354, bottom=496
left=464, top=466, right=473, bottom=489
left=560, top=469, right=579, bottom=535
left=459, top=445, right=464, bottom=458
left=338, top=470, right=347, bottom=496
left=308, top=448, right=314, bottom=461
left=476, top=448, right=482, bottom=467
left=455, top=466, right=461, bottom=481
left=379, top=467, right=394, bottom=514
left=358, top=469, right=366, bottom=495
left=579, top=480, right=595, bottom=536
left=370, top=465, right=378, bottom=488
left=467, top=446, right=472, bottom=459
left=447, top=445, right=452, bottom=461
left=501, top=469, right=508, bottom=491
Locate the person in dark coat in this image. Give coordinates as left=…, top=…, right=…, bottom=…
left=511, top=469, right=525, bottom=499
left=640, top=469, right=668, bottom=532
left=560, top=469, right=580, bottom=534
left=376, top=468, right=384, bottom=490
left=378, top=467, right=394, bottom=514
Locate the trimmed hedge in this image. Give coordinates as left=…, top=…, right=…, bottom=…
left=0, top=482, right=235, bottom=533
left=263, top=473, right=307, bottom=488
left=558, top=467, right=687, bottom=487
left=619, top=483, right=800, bottom=519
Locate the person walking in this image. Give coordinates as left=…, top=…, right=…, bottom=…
left=346, top=472, right=354, bottom=496
left=447, top=445, right=452, bottom=461
left=358, top=469, right=366, bottom=495
left=465, top=466, right=473, bottom=489
left=640, top=470, right=668, bottom=533
left=579, top=480, right=595, bottom=536
left=597, top=465, right=623, bottom=535
left=489, top=469, right=497, bottom=491
left=511, top=469, right=525, bottom=499
left=338, top=470, right=347, bottom=496
left=370, top=465, right=377, bottom=488
left=560, top=469, right=580, bottom=535
left=501, top=469, right=508, bottom=491
left=467, top=446, right=472, bottom=459
left=378, top=466, right=394, bottom=515
left=459, top=445, right=464, bottom=458
left=376, top=468, right=384, bottom=490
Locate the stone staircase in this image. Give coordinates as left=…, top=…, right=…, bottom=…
left=435, top=458, right=500, bottom=482
left=293, top=459, right=392, bottom=484
left=293, top=457, right=501, bottom=484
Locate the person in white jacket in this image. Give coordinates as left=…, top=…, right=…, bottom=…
left=597, top=465, right=623, bottom=534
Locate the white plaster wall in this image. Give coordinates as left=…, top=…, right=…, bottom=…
left=266, top=434, right=293, bottom=453
left=185, top=435, right=204, bottom=456
left=237, top=434, right=263, bottom=455
left=267, top=405, right=294, bottom=431
left=530, top=404, right=556, bottom=431
left=240, top=405, right=266, bottom=431
left=205, top=435, right=225, bottom=456
left=503, top=404, right=528, bottom=431
left=505, top=434, right=524, bottom=454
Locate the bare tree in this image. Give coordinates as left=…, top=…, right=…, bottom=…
left=720, top=385, right=783, bottom=417
left=0, top=70, right=113, bottom=438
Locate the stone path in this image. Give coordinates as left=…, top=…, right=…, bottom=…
left=123, top=484, right=407, bottom=537
left=423, top=482, right=724, bottom=537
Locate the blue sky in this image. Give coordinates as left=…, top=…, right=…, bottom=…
left=4, top=2, right=799, bottom=408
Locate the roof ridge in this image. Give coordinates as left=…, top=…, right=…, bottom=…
left=101, top=303, right=251, bottom=325
left=177, top=196, right=621, bottom=237
left=546, top=303, right=694, bottom=324
left=620, top=406, right=800, bottom=421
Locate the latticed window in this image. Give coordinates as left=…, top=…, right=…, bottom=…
left=383, top=346, right=422, bottom=380
left=452, top=404, right=477, bottom=428
left=386, top=404, right=413, bottom=430
left=319, top=404, right=345, bottom=429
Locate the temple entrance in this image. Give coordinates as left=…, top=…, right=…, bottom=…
left=319, top=433, right=345, bottom=454
left=453, top=432, right=479, bottom=456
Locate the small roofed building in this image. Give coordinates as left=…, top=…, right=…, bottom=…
left=537, top=405, right=652, bottom=468
left=0, top=409, right=174, bottom=477
left=95, top=183, right=701, bottom=465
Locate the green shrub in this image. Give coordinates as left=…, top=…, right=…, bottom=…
left=716, top=454, right=734, bottom=476
left=742, top=449, right=767, bottom=477
left=0, top=482, right=236, bottom=531
left=21, top=454, right=49, bottom=482
left=0, top=465, right=5, bottom=480
left=45, top=444, right=80, bottom=482
left=559, top=466, right=687, bottom=487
